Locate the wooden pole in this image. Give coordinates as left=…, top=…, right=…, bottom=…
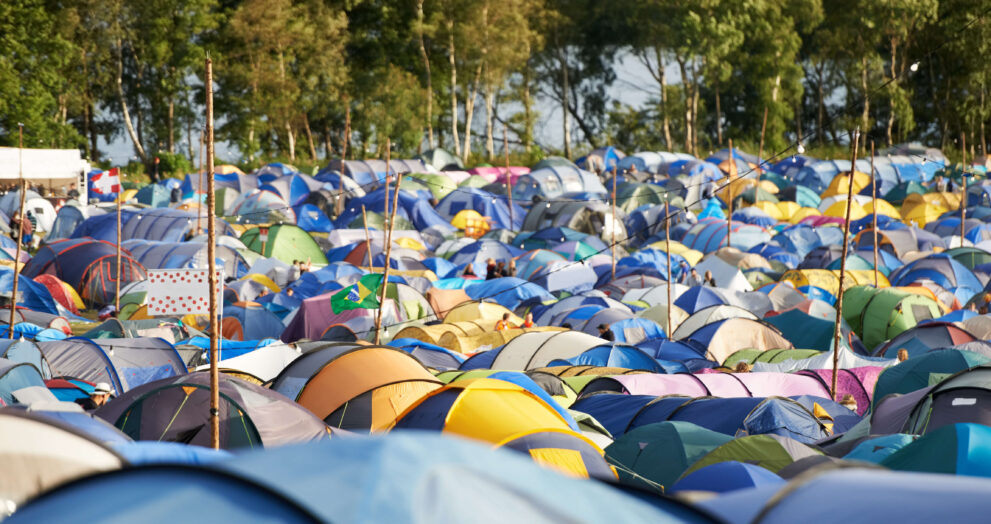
left=665, top=199, right=673, bottom=338
left=361, top=204, right=373, bottom=269
left=383, top=140, right=391, bottom=225
left=503, top=125, right=514, bottom=231
left=870, top=142, right=879, bottom=287
left=375, top=148, right=401, bottom=345
left=756, top=107, right=768, bottom=206
left=9, top=124, right=25, bottom=337
left=831, top=129, right=860, bottom=400
left=961, top=133, right=968, bottom=247
left=342, top=100, right=351, bottom=161
left=611, top=165, right=618, bottom=280
left=115, top=182, right=122, bottom=313
left=204, top=57, right=221, bottom=449
left=726, top=139, right=734, bottom=249
left=198, top=130, right=204, bottom=234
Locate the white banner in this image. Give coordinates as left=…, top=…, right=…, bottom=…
left=146, top=269, right=223, bottom=316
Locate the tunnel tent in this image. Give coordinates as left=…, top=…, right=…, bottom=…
left=489, top=331, right=609, bottom=370
left=241, top=224, right=329, bottom=265
left=0, top=358, right=47, bottom=404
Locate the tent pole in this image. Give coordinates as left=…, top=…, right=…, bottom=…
left=9, top=124, right=25, bottom=338
left=726, top=139, right=734, bottom=249
left=375, top=139, right=399, bottom=346
left=756, top=107, right=768, bottom=207
left=204, top=57, right=221, bottom=450
left=611, top=165, right=617, bottom=281
left=361, top=204, right=372, bottom=269
left=198, top=129, right=204, bottom=235
left=870, top=142, right=879, bottom=287
left=115, top=180, right=122, bottom=313
left=665, top=199, right=673, bottom=338
left=832, top=128, right=860, bottom=400
left=383, top=141, right=391, bottom=227
left=961, top=133, right=968, bottom=247
left=503, top=125, right=514, bottom=231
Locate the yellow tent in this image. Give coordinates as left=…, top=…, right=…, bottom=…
left=395, top=237, right=426, bottom=250
left=790, top=207, right=822, bottom=224
left=901, top=202, right=946, bottom=227
left=444, top=301, right=521, bottom=324
left=216, top=164, right=245, bottom=175
left=823, top=200, right=868, bottom=221
left=646, top=240, right=703, bottom=265
left=751, top=200, right=784, bottom=220
left=864, top=199, right=900, bottom=218
left=239, top=273, right=280, bottom=294
left=119, top=188, right=139, bottom=203
left=822, top=171, right=871, bottom=198
left=780, top=269, right=890, bottom=296
left=775, top=201, right=802, bottom=221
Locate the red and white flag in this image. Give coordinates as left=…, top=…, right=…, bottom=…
left=91, top=167, right=122, bottom=195
left=146, top=269, right=223, bottom=316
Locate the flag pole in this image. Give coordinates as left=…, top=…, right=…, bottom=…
left=726, top=139, right=734, bottom=249
left=361, top=204, right=373, bottom=269
left=375, top=138, right=399, bottom=345
left=870, top=141, right=879, bottom=287
left=503, top=125, right=514, bottom=231
left=961, top=133, right=968, bottom=246
left=204, top=57, right=221, bottom=449
left=115, top=173, right=122, bottom=313
left=665, top=199, right=673, bottom=338
left=9, top=123, right=25, bottom=338
left=832, top=128, right=860, bottom=400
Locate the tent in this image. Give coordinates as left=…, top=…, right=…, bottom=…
left=96, top=372, right=329, bottom=449
left=680, top=433, right=822, bottom=477
left=270, top=344, right=441, bottom=431
left=0, top=358, right=47, bottom=404
left=670, top=461, right=784, bottom=494
left=605, top=421, right=732, bottom=491
left=39, top=337, right=186, bottom=394
left=22, top=239, right=146, bottom=306
left=881, top=423, right=991, bottom=477
left=241, top=224, right=329, bottom=265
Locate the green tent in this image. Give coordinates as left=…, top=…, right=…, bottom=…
left=759, top=172, right=790, bottom=191
left=240, top=224, right=328, bottom=265
left=533, top=156, right=578, bottom=170
left=616, top=183, right=681, bottom=213
left=457, top=176, right=491, bottom=189
left=854, top=288, right=942, bottom=352
left=681, top=434, right=822, bottom=478
left=405, top=173, right=457, bottom=200
left=872, top=349, right=991, bottom=408
left=416, top=148, right=463, bottom=171
left=735, top=186, right=779, bottom=206
left=840, top=286, right=879, bottom=336
left=883, top=181, right=926, bottom=205
left=723, top=348, right=821, bottom=367
left=946, top=247, right=991, bottom=270
left=605, top=421, right=732, bottom=492
left=347, top=211, right=414, bottom=232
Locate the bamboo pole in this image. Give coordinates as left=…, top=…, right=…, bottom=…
left=383, top=141, right=391, bottom=226
left=961, top=133, right=968, bottom=247
left=871, top=142, right=879, bottom=287
left=726, top=139, right=734, bottom=249
left=665, top=199, right=673, bottom=338
left=361, top=204, right=372, bottom=268
left=503, top=125, right=514, bottom=231
left=115, top=182, right=122, bottom=313
left=204, top=57, right=221, bottom=449
left=375, top=139, right=400, bottom=345
left=198, top=130, right=204, bottom=234
left=831, top=129, right=860, bottom=400
left=756, top=107, right=768, bottom=206
left=9, top=124, right=25, bottom=337
left=611, top=165, right=618, bottom=281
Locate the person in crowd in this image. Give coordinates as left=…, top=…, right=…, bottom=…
left=463, top=264, right=477, bottom=277
left=703, top=270, right=716, bottom=287
left=495, top=313, right=512, bottom=331
left=734, top=361, right=752, bottom=373
left=685, top=268, right=702, bottom=287
left=288, top=260, right=301, bottom=282
left=75, top=382, right=113, bottom=411
left=597, top=323, right=614, bottom=341
left=496, top=261, right=507, bottom=278
left=485, top=258, right=498, bottom=280
left=840, top=394, right=858, bottom=413
left=897, top=348, right=910, bottom=362
left=522, top=312, right=534, bottom=328
left=506, top=259, right=517, bottom=277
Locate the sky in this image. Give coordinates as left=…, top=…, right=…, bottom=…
left=100, top=53, right=673, bottom=166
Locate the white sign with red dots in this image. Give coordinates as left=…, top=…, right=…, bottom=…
left=146, top=269, right=223, bottom=316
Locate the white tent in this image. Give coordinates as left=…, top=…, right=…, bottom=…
left=694, top=256, right=753, bottom=292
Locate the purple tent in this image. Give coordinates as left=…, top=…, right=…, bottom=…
left=733, top=373, right=831, bottom=398
left=795, top=367, right=883, bottom=415
left=280, top=292, right=401, bottom=343
left=870, top=387, right=932, bottom=434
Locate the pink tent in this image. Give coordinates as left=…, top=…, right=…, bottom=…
left=468, top=166, right=530, bottom=184
left=800, top=215, right=846, bottom=227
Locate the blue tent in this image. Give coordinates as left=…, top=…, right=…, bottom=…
left=293, top=203, right=334, bottom=233
left=674, top=287, right=727, bottom=314
left=449, top=240, right=524, bottom=275
left=512, top=165, right=607, bottom=201
left=222, top=303, right=286, bottom=340
left=888, top=254, right=983, bottom=303
left=135, top=184, right=173, bottom=207
left=0, top=266, right=60, bottom=315
left=570, top=394, right=657, bottom=437
left=670, top=461, right=785, bottom=494
left=436, top=187, right=525, bottom=230
left=463, top=277, right=554, bottom=310
left=843, top=434, right=917, bottom=463
left=551, top=344, right=665, bottom=372
left=389, top=338, right=465, bottom=370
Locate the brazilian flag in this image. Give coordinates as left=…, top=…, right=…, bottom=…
left=331, top=274, right=384, bottom=313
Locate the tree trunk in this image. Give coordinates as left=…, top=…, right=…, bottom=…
left=168, top=99, right=175, bottom=154
left=417, top=0, right=434, bottom=149
left=715, top=78, right=723, bottom=146
left=861, top=56, right=870, bottom=138
left=484, top=88, right=495, bottom=160
left=561, top=51, right=572, bottom=158
left=817, top=63, right=826, bottom=146
left=523, top=56, right=533, bottom=151
left=676, top=57, right=692, bottom=153
left=323, top=124, right=333, bottom=159
left=886, top=38, right=896, bottom=147
left=982, top=82, right=987, bottom=156
left=285, top=122, right=296, bottom=162
left=656, top=48, right=673, bottom=151
left=462, top=60, right=483, bottom=163
left=302, top=113, right=317, bottom=161
left=116, top=39, right=146, bottom=162
left=448, top=24, right=461, bottom=158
